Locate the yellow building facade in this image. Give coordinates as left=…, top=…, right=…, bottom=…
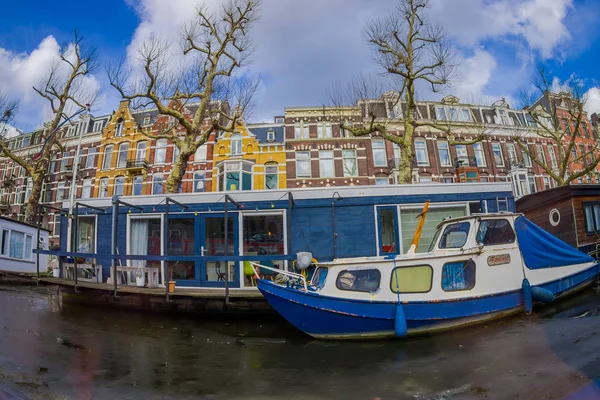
left=211, top=122, right=287, bottom=192
left=94, top=100, right=156, bottom=197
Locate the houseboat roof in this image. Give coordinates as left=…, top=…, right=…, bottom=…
left=0, top=216, right=51, bottom=232
left=517, top=184, right=600, bottom=210
left=61, top=182, right=514, bottom=209
left=435, top=212, right=523, bottom=228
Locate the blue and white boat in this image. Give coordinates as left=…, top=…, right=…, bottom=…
left=254, top=213, right=599, bottom=340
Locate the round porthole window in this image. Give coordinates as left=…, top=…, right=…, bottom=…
left=549, top=209, right=560, bottom=227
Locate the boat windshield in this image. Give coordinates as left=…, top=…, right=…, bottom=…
left=428, top=227, right=442, bottom=252
left=311, top=267, right=328, bottom=290
left=438, top=221, right=471, bottom=249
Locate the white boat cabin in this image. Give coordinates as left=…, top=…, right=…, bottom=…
left=308, top=213, right=593, bottom=303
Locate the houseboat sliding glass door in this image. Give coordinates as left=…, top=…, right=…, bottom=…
left=167, top=214, right=239, bottom=288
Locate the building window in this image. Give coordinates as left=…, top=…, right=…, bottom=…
left=231, top=133, right=242, bottom=155
left=342, top=149, right=357, bottom=177
left=217, top=161, right=252, bottom=191
left=57, top=182, right=66, bottom=201
left=543, top=176, right=551, bottom=190
left=133, top=175, right=143, bottom=196
left=25, top=180, right=32, bottom=202
left=372, top=140, right=387, bottom=167
left=548, top=146, right=558, bottom=169
left=155, top=139, right=167, bottom=164
left=492, top=143, right=504, bottom=167
left=266, top=130, right=276, bottom=142
left=435, top=106, right=472, bottom=122
left=82, top=178, right=92, bottom=199
left=85, top=147, right=97, bottom=169
left=522, top=148, right=532, bottom=167
left=265, top=163, right=278, bottom=189
left=583, top=202, right=600, bottom=235
left=102, top=145, right=114, bottom=170
left=506, top=143, right=519, bottom=166
left=437, top=141, right=451, bottom=167
left=136, top=141, right=147, bottom=161
left=99, top=177, right=109, bottom=197
left=172, top=145, right=180, bottom=163
left=294, top=123, right=309, bottom=139
left=336, top=269, right=381, bottom=292
left=296, top=151, right=311, bottom=178
left=152, top=174, right=164, bottom=195
left=193, top=171, right=205, bottom=193
left=536, top=145, right=546, bottom=165
left=115, top=118, right=124, bottom=137
left=319, top=150, right=335, bottom=177
left=117, top=142, right=129, bottom=168
left=571, top=146, right=578, bottom=162
left=473, top=142, right=485, bottom=167
left=194, top=144, right=207, bottom=162
left=317, top=122, right=332, bottom=138
left=93, top=121, right=104, bottom=132
left=393, top=143, right=401, bottom=168
left=525, top=114, right=537, bottom=127
left=52, top=215, right=61, bottom=237
left=455, top=144, right=469, bottom=166
left=114, top=176, right=125, bottom=196
left=442, top=260, right=475, bottom=291
left=375, top=178, right=389, bottom=185
left=528, top=176, right=537, bottom=194
left=415, top=139, right=429, bottom=167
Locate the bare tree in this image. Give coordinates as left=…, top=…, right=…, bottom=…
left=334, top=0, right=488, bottom=183
left=516, top=68, right=600, bottom=186
left=108, top=0, right=260, bottom=193
left=0, top=32, right=99, bottom=224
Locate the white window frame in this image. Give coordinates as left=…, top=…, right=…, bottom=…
left=114, top=176, right=125, bottom=196
left=437, top=141, right=451, bottom=167
left=155, top=139, right=167, bottom=164
left=473, top=142, right=486, bottom=167
left=415, top=139, right=429, bottom=167
left=82, top=178, right=92, bottom=199
left=194, top=144, right=207, bottom=162
left=372, top=139, right=388, bottom=167
left=296, top=151, right=311, bottom=178
left=133, top=175, right=144, bottom=196
left=342, top=149, right=358, bottom=177
left=102, top=145, right=113, bottom=170
left=117, top=142, right=129, bottom=169
left=99, top=178, right=109, bottom=198
left=491, top=143, right=504, bottom=167
left=152, top=174, right=164, bottom=195
left=231, top=133, right=242, bottom=155
left=319, top=150, right=335, bottom=178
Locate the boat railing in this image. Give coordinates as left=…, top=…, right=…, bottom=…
left=249, top=262, right=308, bottom=291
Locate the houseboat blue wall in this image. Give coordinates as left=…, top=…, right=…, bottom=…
left=288, top=190, right=514, bottom=262
left=59, top=188, right=515, bottom=282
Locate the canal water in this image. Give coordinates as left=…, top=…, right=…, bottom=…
left=1, top=284, right=600, bottom=400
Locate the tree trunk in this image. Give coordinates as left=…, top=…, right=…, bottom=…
left=165, top=151, right=192, bottom=193
left=25, top=171, right=45, bottom=225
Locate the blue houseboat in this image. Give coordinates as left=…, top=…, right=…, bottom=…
left=59, top=182, right=515, bottom=290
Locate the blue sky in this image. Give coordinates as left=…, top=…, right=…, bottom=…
left=1, top=0, right=599, bottom=132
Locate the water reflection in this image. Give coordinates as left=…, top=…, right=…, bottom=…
left=0, top=285, right=599, bottom=400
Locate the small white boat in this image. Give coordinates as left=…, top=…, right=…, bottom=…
left=254, top=213, right=599, bottom=340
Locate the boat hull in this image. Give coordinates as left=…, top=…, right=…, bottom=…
left=258, top=264, right=599, bottom=340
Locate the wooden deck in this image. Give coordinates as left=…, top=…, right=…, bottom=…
left=38, top=277, right=264, bottom=298
left=37, top=277, right=273, bottom=315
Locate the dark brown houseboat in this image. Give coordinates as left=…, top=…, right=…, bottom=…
left=516, top=184, right=600, bottom=258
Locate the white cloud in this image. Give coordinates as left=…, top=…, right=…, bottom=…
left=453, top=49, right=498, bottom=101
left=429, top=0, right=572, bottom=59
left=584, top=87, right=600, bottom=116
left=0, top=35, right=103, bottom=131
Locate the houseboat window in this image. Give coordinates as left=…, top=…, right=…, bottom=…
left=442, top=260, right=476, bottom=291
left=1, top=229, right=9, bottom=255
left=336, top=269, right=381, bottom=293
left=438, top=222, right=470, bottom=249
left=401, top=206, right=466, bottom=253
left=168, top=218, right=195, bottom=280
left=390, top=265, right=433, bottom=293
left=130, top=218, right=162, bottom=282
left=75, top=216, right=96, bottom=264
left=476, top=219, right=515, bottom=245
left=583, top=202, right=600, bottom=235
left=242, top=215, right=284, bottom=257
left=379, top=209, right=397, bottom=254
left=311, top=267, right=328, bottom=289
left=8, top=231, right=33, bottom=260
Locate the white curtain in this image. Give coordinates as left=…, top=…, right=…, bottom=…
left=131, top=220, right=149, bottom=268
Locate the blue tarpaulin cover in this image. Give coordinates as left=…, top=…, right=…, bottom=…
left=515, top=216, right=594, bottom=269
